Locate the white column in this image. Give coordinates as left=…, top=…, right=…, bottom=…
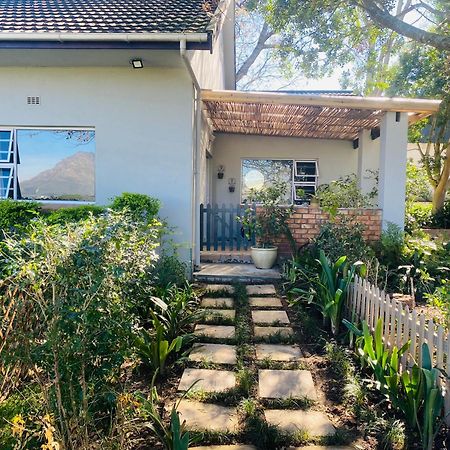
left=357, top=129, right=379, bottom=198
left=379, top=111, right=408, bottom=230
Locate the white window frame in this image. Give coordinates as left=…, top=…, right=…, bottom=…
left=0, top=128, right=14, bottom=163
left=0, top=126, right=95, bottom=203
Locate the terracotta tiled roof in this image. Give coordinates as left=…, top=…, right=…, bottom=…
left=0, top=0, right=219, bottom=34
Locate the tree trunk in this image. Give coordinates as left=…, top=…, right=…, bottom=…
left=431, top=145, right=450, bottom=213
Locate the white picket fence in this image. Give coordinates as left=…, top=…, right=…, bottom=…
left=346, top=275, right=450, bottom=424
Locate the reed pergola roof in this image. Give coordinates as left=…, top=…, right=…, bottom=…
left=202, top=90, right=441, bottom=141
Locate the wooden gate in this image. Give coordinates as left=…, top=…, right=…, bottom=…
left=200, top=203, right=256, bottom=251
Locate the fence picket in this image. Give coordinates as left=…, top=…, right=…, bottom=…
left=395, top=300, right=402, bottom=350
left=410, top=310, right=418, bottom=367
left=206, top=203, right=211, bottom=251
left=402, top=306, right=410, bottom=369
left=418, top=314, right=426, bottom=366
left=446, top=336, right=450, bottom=425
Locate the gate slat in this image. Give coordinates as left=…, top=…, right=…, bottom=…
left=200, top=203, right=204, bottom=251
left=213, top=204, right=218, bottom=251
left=206, top=203, right=211, bottom=251
left=221, top=204, right=226, bottom=251
left=229, top=204, right=234, bottom=251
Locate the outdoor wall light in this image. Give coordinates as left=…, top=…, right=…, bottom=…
left=130, top=58, right=144, bottom=69
left=228, top=178, right=236, bottom=192
left=217, top=165, right=225, bottom=179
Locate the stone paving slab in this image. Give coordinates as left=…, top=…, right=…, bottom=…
left=256, top=344, right=302, bottom=361
left=194, top=324, right=235, bottom=340
left=254, top=326, right=294, bottom=338
left=258, top=369, right=317, bottom=400
left=249, top=297, right=282, bottom=307
left=252, top=310, right=290, bottom=325
left=202, top=309, right=236, bottom=321
left=247, top=284, right=276, bottom=296
left=176, top=400, right=238, bottom=432
left=191, top=446, right=257, bottom=450
left=205, top=284, right=234, bottom=294
left=201, top=297, right=234, bottom=308
left=189, top=343, right=237, bottom=365
left=264, top=409, right=335, bottom=436
left=178, top=368, right=235, bottom=393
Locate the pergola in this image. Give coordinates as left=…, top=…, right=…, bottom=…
left=200, top=89, right=441, bottom=229
left=201, top=89, right=440, bottom=142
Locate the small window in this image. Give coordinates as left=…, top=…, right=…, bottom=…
left=0, top=130, right=13, bottom=163
left=293, top=160, right=318, bottom=204
left=0, top=167, right=13, bottom=198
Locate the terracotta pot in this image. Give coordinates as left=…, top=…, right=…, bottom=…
left=251, top=246, right=278, bottom=269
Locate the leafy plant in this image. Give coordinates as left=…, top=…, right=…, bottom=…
left=237, top=181, right=293, bottom=248
left=315, top=173, right=378, bottom=216
left=137, top=372, right=198, bottom=450
left=152, top=252, right=188, bottom=288
left=0, top=199, right=41, bottom=239
left=110, top=192, right=161, bottom=221
left=292, top=250, right=366, bottom=336
left=134, top=315, right=183, bottom=376
left=45, top=204, right=105, bottom=224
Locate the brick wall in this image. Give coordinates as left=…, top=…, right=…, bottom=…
left=274, top=206, right=382, bottom=257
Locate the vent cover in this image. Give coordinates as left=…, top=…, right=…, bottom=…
left=27, top=96, right=40, bottom=105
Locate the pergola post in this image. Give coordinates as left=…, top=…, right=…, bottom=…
left=379, top=111, right=409, bottom=230
left=357, top=129, right=379, bottom=198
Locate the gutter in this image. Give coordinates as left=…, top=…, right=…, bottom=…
left=0, top=31, right=212, bottom=50
left=180, top=39, right=202, bottom=272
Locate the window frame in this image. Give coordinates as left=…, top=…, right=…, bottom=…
left=240, top=157, right=319, bottom=205
left=0, top=126, right=95, bottom=203
left=0, top=128, right=14, bottom=163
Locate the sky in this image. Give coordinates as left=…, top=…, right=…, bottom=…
left=17, top=130, right=95, bottom=180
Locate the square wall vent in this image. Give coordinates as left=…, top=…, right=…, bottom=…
left=27, top=96, right=40, bottom=105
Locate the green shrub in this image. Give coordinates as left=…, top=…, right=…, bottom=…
left=406, top=202, right=433, bottom=231
left=315, top=173, right=377, bottom=215
left=152, top=252, right=189, bottom=288
left=431, top=200, right=450, bottom=229
left=0, top=199, right=41, bottom=238
left=313, top=217, right=374, bottom=264
left=110, top=192, right=161, bottom=221
left=45, top=204, right=105, bottom=224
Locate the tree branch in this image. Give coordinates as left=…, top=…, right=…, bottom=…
left=359, top=0, right=450, bottom=50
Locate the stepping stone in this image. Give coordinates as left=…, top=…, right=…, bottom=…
left=189, top=343, right=237, bottom=365
left=194, top=324, right=235, bottom=340
left=264, top=409, right=335, bottom=436
left=202, top=309, right=236, bottom=322
left=252, top=310, right=289, bottom=325
left=256, top=344, right=302, bottom=361
left=247, top=284, right=276, bottom=296
left=254, top=326, right=294, bottom=339
left=191, top=446, right=256, bottom=450
left=201, top=297, right=234, bottom=308
left=258, top=369, right=317, bottom=400
left=176, top=400, right=238, bottom=432
left=206, top=284, right=234, bottom=294
left=249, top=297, right=282, bottom=307
left=178, top=368, right=235, bottom=393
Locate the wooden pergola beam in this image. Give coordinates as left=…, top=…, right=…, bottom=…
left=202, top=89, right=441, bottom=114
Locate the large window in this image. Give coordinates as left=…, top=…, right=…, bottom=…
left=241, top=158, right=318, bottom=205
left=0, top=129, right=95, bottom=202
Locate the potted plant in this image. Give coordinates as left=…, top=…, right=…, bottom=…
left=238, top=181, right=293, bottom=269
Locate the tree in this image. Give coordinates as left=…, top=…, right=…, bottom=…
left=389, top=45, right=450, bottom=211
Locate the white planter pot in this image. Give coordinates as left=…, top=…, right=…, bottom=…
left=251, top=246, right=278, bottom=269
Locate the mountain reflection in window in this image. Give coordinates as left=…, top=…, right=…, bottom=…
left=17, top=130, right=95, bottom=201
left=241, top=159, right=292, bottom=204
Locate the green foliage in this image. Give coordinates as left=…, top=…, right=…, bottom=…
left=0, top=199, right=41, bottom=239
left=313, top=217, right=374, bottom=264
left=149, top=284, right=201, bottom=342
left=315, top=173, right=378, bottom=216
left=238, top=181, right=293, bottom=248
left=152, top=252, right=189, bottom=288
left=425, top=279, right=450, bottom=327
left=110, top=192, right=161, bottom=221
left=406, top=203, right=433, bottom=232
left=291, top=250, right=365, bottom=336
left=137, top=373, right=196, bottom=450
left=406, top=162, right=432, bottom=203
left=45, top=204, right=105, bottom=224
left=134, top=316, right=183, bottom=376
left=431, top=200, right=450, bottom=229
left=0, top=212, right=162, bottom=448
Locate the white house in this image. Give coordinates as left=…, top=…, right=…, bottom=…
left=0, top=0, right=441, bottom=272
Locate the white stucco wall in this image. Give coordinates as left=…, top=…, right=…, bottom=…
left=211, top=133, right=381, bottom=205
left=0, top=66, right=195, bottom=260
